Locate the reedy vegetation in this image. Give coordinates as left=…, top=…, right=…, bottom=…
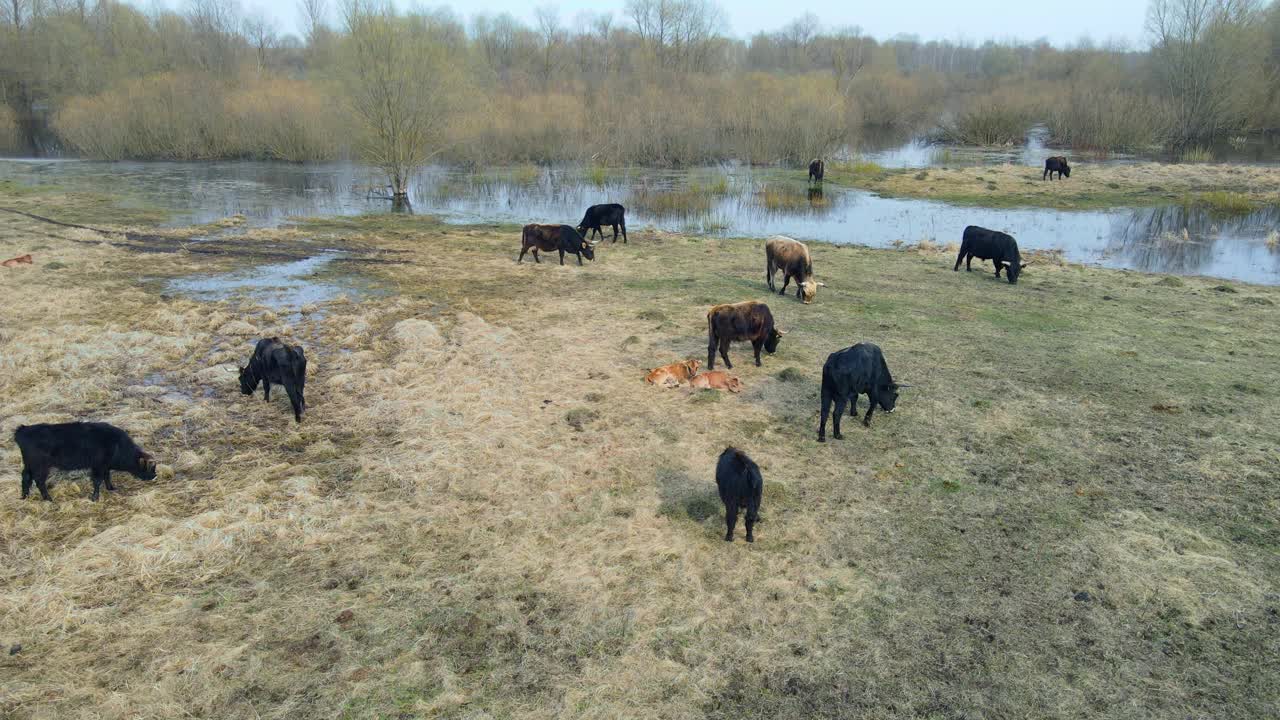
left=1, top=0, right=1279, bottom=167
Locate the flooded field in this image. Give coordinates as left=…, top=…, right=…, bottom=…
left=2, top=156, right=1278, bottom=284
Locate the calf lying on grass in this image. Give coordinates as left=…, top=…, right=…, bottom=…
left=240, top=337, right=307, bottom=422
left=645, top=359, right=701, bottom=387
left=14, top=422, right=157, bottom=501
left=716, top=447, right=763, bottom=542
left=688, top=371, right=743, bottom=393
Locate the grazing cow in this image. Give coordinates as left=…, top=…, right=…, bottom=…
left=808, top=158, right=825, bottom=183
left=240, top=337, right=307, bottom=422
left=14, top=422, right=157, bottom=501
left=706, top=301, right=784, bottom=370
left=954, top=225, right=1031, bottom=284
left=519, top=224, right=596, bottom=265
left=716, top=447, right=763, bottom=542
left=765, top=236, right=820, bottom=303
left=645, top=359, right=701, bottom=388
left=1043, top=156, right=1071, bottom=180
left=577, top=203, right=628, bottom=244
left=818, top=342, right=909, bottom=440
left=1, top=254, right=32, bottom=267
left=688, top=371, right=743, bottom=393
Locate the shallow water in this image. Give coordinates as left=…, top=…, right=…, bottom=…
left=165, top=253, right=371, bottom=309
left=3, top=157, right=1278, bottom=285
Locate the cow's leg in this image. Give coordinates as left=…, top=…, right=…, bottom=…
left=966, top=254, right=974, bottom=271
left=20, top=466, right=32, bottom=499
left=849, top=393, right=858, bottom=416
left=285, top=383, right=303, bottom=423
left=766, top=259, right=775, bottom=291
left=954, top=248, right=965, bottom=271
left=1043, top=168, right=1049, bottom=181
left=532, top=248, right=541, bottom=263
left=707, top=333, right=718, bottom=370
left=518, top=246, right=528, bottom=263
left=620, top=219, right=627, bottom=243
left=724, top=498, right=739, bottom=541
left=863, top=393, right=877, bottom=427
left=559, top=249, right=566, bottom=265
left=577, top=251, right=584, bottom=266
left=832, top=397, right=847, bottom=439
left=90, top=467, right=106, bottom=502
left=262, top=379, right=271, bottom=402
left=818, top=385, right=832, bottom=442
left=611, top=223, right=619, bottom=243
left=104, top=473, right=116, bottom=491
left=751, top=339, right=763, bottom=366
left=993, top=261, right=1003, bottom=278
left=744, top=502, right=758, bottom=543
left=32, top=468, right=52, bottom=501
left=779, top=273, right=791, bottom=295
left=719, top=338, right=734, bottom=369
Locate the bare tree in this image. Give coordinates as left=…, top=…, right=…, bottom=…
left=298, top=0, right=327, bottom=43
left=243, top=11, right=277, bottom=73
left=533, top=5, right=562, bottom=89
left=342, top=0, right=460, bottom=203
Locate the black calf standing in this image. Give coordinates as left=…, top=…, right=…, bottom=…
left=715, top=447, right=763, bottom=543
left=240, top=337, right=307, bottom=422
left=14, top=422, right=157, bottom=501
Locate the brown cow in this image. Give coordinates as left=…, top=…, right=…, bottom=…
left=808, top=158, right=824, bottom=182
left=518, top=224, right=596, bottom=265
left=765, top=236, right=820, bottom=303
left=688, top=371, right=743, bottom=393
left=2, top=254, right=33, bottom=267
left=645, top=359, right=701, bottom=388
left=707, top=301, right=784, bottom=370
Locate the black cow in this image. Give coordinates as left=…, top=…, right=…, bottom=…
left=1043, top=156, right=1070, bottom=180
left=954, top=225, right=1030, bottom=284
left=577, top=203, right=628, bottom=244
left=808, top=158, right=824, bottom=183
left=14, top=422, right=157, bottom=501
left=818, top=343, right=909, bottom=440
left=715, top=447, right=763, bottom=542
left=706, top=301, right=784, bottom=370
left=519, top=224, right=596, bottom=265
left=240, top=337, right=307, bottom=422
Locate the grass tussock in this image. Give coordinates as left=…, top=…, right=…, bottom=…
left=1180, top=146, right=1215, bottom=163
left=1, top=184, right=1278, bottom=718
left=1188, top=190, right=1256, bottom=215
left=936, top=104, right=1031, bottom=146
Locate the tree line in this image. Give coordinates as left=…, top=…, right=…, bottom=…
left=2, top=0, right=1278, bottom=178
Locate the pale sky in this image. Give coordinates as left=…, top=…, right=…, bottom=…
left=146, top=0, right=1153, bottom=47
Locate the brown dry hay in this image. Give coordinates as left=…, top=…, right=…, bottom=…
left=0, top=204, right=1278, bottom=719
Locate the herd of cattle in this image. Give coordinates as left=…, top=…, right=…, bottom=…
left=14, top=159, right=1065, bottom=542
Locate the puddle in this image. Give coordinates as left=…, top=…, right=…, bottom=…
left=166, top=253, right=376, bottom=310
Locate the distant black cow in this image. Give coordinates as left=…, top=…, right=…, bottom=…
left=706, top=301, right=784, bottom=370
left=519, top=223, right=596, bottom=265
left=954, top=225, right=1030, bottom=284
left=240, top=337, right=307, bottom=422
left=1043, top=156, right=1070, bottom=180
left=818, top=343, right=909, bottom=440
left=715, top=447, right=763, bottom=542
left=14, top=422, right=157, bottom=501
left=577, top=203, right=628, bottom=244
left=808, top=158, right=824, bottom=183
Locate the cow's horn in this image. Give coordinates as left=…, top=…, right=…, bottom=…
left=896, top=382, right=914, bottom=388
left=816, top=282, right=827, bottom=287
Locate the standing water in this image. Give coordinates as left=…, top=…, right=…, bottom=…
left=2, top=158, right=1277, bottom=285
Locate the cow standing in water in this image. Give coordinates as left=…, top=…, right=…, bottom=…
left=808, top=159, right=825, bottom=183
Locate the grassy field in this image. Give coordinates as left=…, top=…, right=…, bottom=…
left=1, top=185, right=1278, bottom=719
left=829, top=161, right=1280, bottom=211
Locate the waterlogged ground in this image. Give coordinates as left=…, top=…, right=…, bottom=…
left=0, top=186, right=1278, bottom=719
left=3, top=158, right=1279, bottom=284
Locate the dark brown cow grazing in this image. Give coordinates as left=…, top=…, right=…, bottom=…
left=765, top=235, right=820, bottom=303
left=706, top=301, right=784, bottom=370
left=808, top=158, right=824, bottom=182
left=518, top=224, right=596, bottom=265
left=1043, top=156, right=1070, bottom=180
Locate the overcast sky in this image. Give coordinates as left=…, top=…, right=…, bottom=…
left=144, top=0, right=1153, bottom=47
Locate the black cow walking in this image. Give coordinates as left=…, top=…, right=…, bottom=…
left=715, top=447, right=763, bottom=542
left=14, top=422, right=158, bottom=501
left=818, top=343, right=908, bottom=440
left=808, top=158, right=825, bottom=183
left=240, top=338, right=307, bottom=422
left=1043, top=156, right=1070, bottom=180
left=577, top=203, right=628, bottom=244
left=954, top=225, right=1030, bottom=284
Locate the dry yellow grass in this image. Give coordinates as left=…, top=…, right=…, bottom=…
left=838, top=161, right=1280, bottom=210
left=0, top=193, right=1278, bottom=718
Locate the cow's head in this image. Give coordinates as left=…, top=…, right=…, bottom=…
left=1006, top=260, right=1031, bottom=284
left=684, top=359, right=702, bottom=376
left=238, top=365, right=259, bottom=395
left=726, top=376, right=744, bottom=393
left=134, top=452, right=158, bottom=481
left=1061, top=164, right=1071, bottom=178
left=764, top=328, right=785, bottom=354
left=800, top=280, right=817, bottom=304
left=580, top=240, right=596, bottom=262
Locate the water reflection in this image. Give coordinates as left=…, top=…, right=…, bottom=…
left=2, top=158, right=1277, bottom=285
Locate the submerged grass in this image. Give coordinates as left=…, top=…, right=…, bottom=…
left=1, top=187, right=1278, bottom=719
